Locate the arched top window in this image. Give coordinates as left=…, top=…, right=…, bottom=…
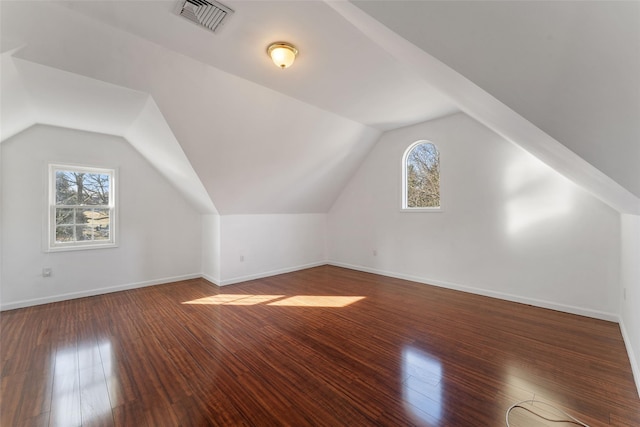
left=402, top=141, right=441, bottom=210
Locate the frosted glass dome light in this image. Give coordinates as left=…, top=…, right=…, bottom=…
left=267, top=42, right=298, bottom=69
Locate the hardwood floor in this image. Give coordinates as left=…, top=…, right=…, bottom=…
left=1, top=265, right=639, bottom=426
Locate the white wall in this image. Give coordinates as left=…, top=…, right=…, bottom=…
left=218, top=214, right=326, bottom=285
left=0, top=140, right=3, bottom=301
left=202, top=214, right=221, bottom=284
left=621, top=214, right=640, bottom=396
left=328, top=113, right=621, bottom=319
left=1, top=125, right=202, bottom=309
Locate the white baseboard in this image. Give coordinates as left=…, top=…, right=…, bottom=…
left=619, top=317, right=640, bottom=398
left=0, top=273, right=202, bottom=311
left=328, top=261, right=619, bottom=322
left=0, top=262, right=327, bottom=310
left=218, top=261, right=327, bottom=286
left=4, top=262, right=621, bottom=323
left=201, top=273, right=221, bottom=287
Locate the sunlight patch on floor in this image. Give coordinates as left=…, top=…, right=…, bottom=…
left=182, top=294, right=365, bottom=307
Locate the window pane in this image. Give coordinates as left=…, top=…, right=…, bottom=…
left=406, top=143, right=440, bottom=208
left=76, top=225, right=93, bottom=241
left=56, top=225, right=74, bottom=242
left=83, top=173, right=110, bottom=205
left=86, top=209, right=110, bottom=240
left=56, top=171, right=79, bottom=205
left=76, top=208, right=90, bottom=225
left=56, top=208, right=74, bottom=225
left=93, top=227, right=110, bottom=241
left=55, top=171, right=110, bottom=206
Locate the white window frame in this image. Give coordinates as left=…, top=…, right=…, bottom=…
left=47, top=164, right=117, bottom=252
left=402, top=140, right=442, bottom=212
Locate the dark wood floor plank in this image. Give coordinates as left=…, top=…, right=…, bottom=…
left=111, top=402, right=148, bottom=427
left=11, top=412, right=52, bottom=427
left=1, top=372, right=41, bottom=426
left=1, top=265, right=639, bottom=426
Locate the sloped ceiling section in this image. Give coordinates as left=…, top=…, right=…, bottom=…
left=2, top=0, right=637, bottom=215
left=0, top=51, right=36, bottom=141
left=353, top=0, right=640, bottom=200
left=0, top=1, right=387, bottom=214
left=0, top=55, right=217, bottom=214
left=328, top=0, right=640, bottom=214
left=55, top=0, right=458, bottom=131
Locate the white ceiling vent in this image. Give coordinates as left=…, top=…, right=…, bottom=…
left=177, top=0, right=234, bottom=33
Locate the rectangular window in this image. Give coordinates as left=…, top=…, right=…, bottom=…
left=48, top=164, right=116, bottom=251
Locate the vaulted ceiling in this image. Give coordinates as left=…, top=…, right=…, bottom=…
left=354, top=0, right=640, bottom=199
left=1, top=1, right=638, bottom=215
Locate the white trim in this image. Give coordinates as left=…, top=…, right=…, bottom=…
left=218, top=261, right=327, bottom=287
left=0, top=273, right=201, bottom=311
left=400, top=207, right=443, bottom=214
left=47, top=163, right=118, bottom=251
left=201, top=273, right=221, bottom=287
left=328, top=261, right=619, bottom=322
left=619, top=317, right=640, bottom=398
left=0, top=262, right=327, bottom=310
left=4, top=260, right=622, bottom=324
left=46, top=241, right=118, bottom=252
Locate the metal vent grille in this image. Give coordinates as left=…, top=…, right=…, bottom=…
left=178, top=0, right=234, bottom=33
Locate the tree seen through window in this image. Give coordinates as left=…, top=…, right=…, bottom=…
left=53, top=168, right=113, bottom=245
left=405, top=142, right=440, bottom=208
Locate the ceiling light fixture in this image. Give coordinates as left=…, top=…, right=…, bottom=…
left=267, top=42, right=298, bottom=69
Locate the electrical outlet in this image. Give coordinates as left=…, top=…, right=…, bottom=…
left=623, top=288, right=627, bottom=301
left=240, top=255, right=245, bottom=262
left=42, top=268, right=52, bottom=278
left=373, top=249, right=377, bottom=256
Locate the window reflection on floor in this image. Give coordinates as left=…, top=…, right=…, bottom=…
left=51, top=340, right=113, bottom=426
left=402, top=346, right=443, bottom=425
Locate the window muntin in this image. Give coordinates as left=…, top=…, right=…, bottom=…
left=402, top=141, right=441, bottom=210
left=49, top=165, right=116, bottom=250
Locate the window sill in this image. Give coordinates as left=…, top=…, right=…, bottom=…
left=47, top=242, right=118, bottom=252
left=400, top=207, right=443, bottom=213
